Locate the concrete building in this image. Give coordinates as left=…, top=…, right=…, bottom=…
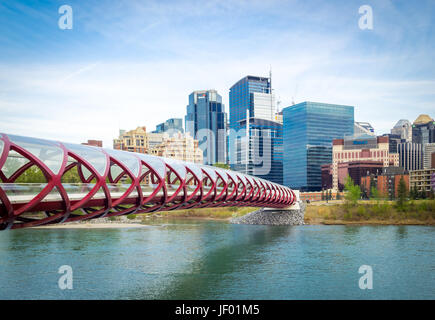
left=185, top=90, right=227, bottom=165
left=361, top=167, right=409, bottom=199
left=409, top=168, right=435, bottom=194
left=397, top=142, right=423, bottom=172
left=113, top=126, right=164, bottom=154
left=331, top=135, right=399, bottom=191
left=274, top=110, right=283, bottom=124
left=82, top=140, right=103, bottom=147
left=322, top=161, right=384, bottom=192
left=382, top=133, right=404, bottom=153
left=423, top=143, right=435, bottom=169
left=149, top=132, right=203, bottom=164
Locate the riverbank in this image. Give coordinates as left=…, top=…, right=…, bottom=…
left=305, top=200, right=435, bottom=225
left=34, top=222, right=147, bottom=229
left=33, top=200, right=435, bottom=228
left=141, top=206, right=256, bottom=220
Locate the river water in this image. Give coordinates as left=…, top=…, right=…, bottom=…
left=0, top=220, right=433, bottom=299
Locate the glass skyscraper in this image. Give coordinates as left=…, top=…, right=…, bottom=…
left=233, top=118, right=283, bottom=184
left=153, top=118, right=184, bottom=135
left=229, top=75, right=272, bottom=167
left=185, top=90, right=227, bottom=165
left=283, top=102, right=354, bottom=191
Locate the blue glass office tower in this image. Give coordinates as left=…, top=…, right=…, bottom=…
left=153, top=118, right=184, bottom=135
left=233, top=118, right=283, bottom=184
left=283, top=102, right=354, bottom=191
left=229, top=75, right=271, bottom=167
left=185, top=90, right=227, bottom=165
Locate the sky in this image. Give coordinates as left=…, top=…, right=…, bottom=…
left=0, top=0, right=434, bottom=148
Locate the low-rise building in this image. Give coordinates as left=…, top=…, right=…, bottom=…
left=330, top=135, right=399, bottom=191
left=360, top=167, right=409, bottom=199
left=409, top=168, right=435, bottom=194
left=82, top=140, right=103, bottom=147
left=113, top=126, right=165, bottom=154
left=149, top=133, right=203, bottom=164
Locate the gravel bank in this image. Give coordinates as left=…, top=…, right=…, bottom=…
left=230, top=201, right=305, bottom=225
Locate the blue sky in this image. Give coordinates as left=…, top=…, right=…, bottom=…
left=0, top=0, right=434, bottom=147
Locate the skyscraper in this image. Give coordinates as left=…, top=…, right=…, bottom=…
left=153, top=118, right=184, bottom=135
left=397, top=142, right=423, bottom=172
left=412, top=114, right=435, bottom=145
left=233, top=117, right=283, bottom=184
left=391, top=119, right=412, bottom=142
left=228, top=75, right=274, bottom=167
left=283, top=102, right=354, bottom=191
left=423, top=143, right=435, bottom=169
left=185, top=90, right=227, bottom=165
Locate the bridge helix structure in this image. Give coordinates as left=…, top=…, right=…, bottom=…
left=0, top=133, right=296, bottom=230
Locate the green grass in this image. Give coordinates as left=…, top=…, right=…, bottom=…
left=305, top=200, right=435, bottom=225
left=141, top=207, right=257, bottom=219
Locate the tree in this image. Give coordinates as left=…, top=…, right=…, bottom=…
left=396, top=176, right=408, bottom=208
left=213, top=163, right=230, bottom=169
left=15, top=166, right=46, bottom=183
left=370, top=186, right=379, bottom=200
left=321, top=189, right=325, bottom=201
left=344, top=175, right=361, bottom=206
left=409, top=185, right=417, bottom=200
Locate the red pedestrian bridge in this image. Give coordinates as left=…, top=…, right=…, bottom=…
left=0, top=133, right=296, bottom=230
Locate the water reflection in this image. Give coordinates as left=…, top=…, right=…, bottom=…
left=0, top=223, right=433, bottom=300
left=125, top=223, right=293, bottom=299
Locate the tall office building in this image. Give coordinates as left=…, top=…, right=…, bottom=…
left=423, top=143, right=435, bottom=169
left=153, top=118, right=184, bottom=135
left=397, top=142, right=423, bottom=172
left=412, top=114, right=435, bottom=145
left=391, top=119, right=412, bottom=142
left=185, top=90, right=227, bottom=165
left=233, top=117, right=283, bottom=184
left=283, top=102, right=354, bottom=191
left=229, top=75, right=275, bottom=168
left=382, top=133, right=405, bottom=153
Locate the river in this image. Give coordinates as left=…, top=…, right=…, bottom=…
left=0, top=220, right=433, bottom=299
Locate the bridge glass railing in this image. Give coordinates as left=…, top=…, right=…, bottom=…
left=8, top=134, right=64, bottom=175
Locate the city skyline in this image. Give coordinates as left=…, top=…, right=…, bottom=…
left=1, top=0, right=434, bottom=148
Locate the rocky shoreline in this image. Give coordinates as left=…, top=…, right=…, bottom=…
left=230, top=201, right=306, bottom=225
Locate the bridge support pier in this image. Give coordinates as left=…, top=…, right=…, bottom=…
left=230, top=201, right=305, bottom=226
left=230, top=191, right=305, bottom=226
